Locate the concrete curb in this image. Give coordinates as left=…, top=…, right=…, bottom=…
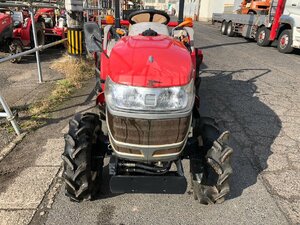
left=0, top=132, right=26, bottom=162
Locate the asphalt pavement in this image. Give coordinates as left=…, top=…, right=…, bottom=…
left=1, top=22, right=300, bottom=225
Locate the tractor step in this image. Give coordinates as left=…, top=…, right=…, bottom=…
left=110, top=175, right=187, bottom=194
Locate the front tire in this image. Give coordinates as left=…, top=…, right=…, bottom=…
left=62, top=113, right=104, bottom=202
left=277, top=29, right=294, bottom=54
left=9, top=40, right=23, bottom=63
left=191, top=118, right=233, bottom=204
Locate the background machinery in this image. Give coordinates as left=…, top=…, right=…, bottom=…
left=36, top=8, right=67, bottom=43
left=213, top=0, right=300, bottom=53
left=0, top=8, right=13, bottom=53
left=239, top=0, right=271, bottom=14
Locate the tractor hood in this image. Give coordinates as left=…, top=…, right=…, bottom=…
left=108, top=35, right=193, bottom=88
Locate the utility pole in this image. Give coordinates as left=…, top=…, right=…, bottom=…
left=65, top=0, right=84, bottom=56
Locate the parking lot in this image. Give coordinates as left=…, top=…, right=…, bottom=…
left=0, top=22, right=300, bottom=225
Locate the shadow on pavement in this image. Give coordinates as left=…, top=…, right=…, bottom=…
left=17, top=47, right=65, bottom=64
left=199, top=67, right=282, bottom=200
left=199, top=40, right=250, bottom=50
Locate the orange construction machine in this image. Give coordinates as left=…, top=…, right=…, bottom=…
left=240, top=0, right=271, bottom=14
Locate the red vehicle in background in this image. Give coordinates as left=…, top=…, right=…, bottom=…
left=0, top=8, right=13, bottom=53
left=1, top=7, right=65, bottom=63
left=0, top=9, right=45, bottom=63
left=36, top=8, right=67, bottom=43
left=12, top=10, right=45, bottom=47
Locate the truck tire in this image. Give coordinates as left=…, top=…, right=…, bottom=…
left=221, top=21, right=228, bottom=35
left=62, top=113, right=104, bottom=202
left=277, top=29, right=294, bottom=54
left=256, top=27, right=271, bottom=47
left=191, top=118, right=233, bottom=204
left=227, top=22, right=235, bottom=37
left=9, top=40, right=23, bottom=63
left=256, top=27, right=270, bottom=46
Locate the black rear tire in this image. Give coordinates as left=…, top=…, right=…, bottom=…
left=277, top=29, right=294, bottom=54
left=62, top=113, right=105, bottom=202
left=256, top=27, right=271, bottom=47
left=221, top=21, right=228, bottom=35
left=227, top=22, right=235, bottom=37
left=30, top=22, right=45, bottom=48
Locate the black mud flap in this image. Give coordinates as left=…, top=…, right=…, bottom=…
left=110, top=175, right=187, bottom=194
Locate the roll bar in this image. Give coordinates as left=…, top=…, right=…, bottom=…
left=178, top=0, right=184, bottom=23
left=114, top=0, right=121, bottom=28
left=113, top=0, right=185, bottom=26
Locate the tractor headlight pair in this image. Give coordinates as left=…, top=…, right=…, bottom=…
left=105, top=77, right=194, bottom=112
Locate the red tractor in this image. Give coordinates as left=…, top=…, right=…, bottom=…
left=0, top=8, right=13, bottom=53
left=10, top=9, right=45, bottom=62
left=36, top=8, right=67, bottom=43
left=0, top=8, right=46, bottom=63
left=62, top=0, right=233, bottom=204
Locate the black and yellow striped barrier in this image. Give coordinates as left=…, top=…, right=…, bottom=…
left=67, top=28, right=83, bottom=55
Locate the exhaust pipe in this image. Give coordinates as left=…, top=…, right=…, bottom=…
left=178, top=0, right=185, bottom=24
left=114, top=0, right=121, bottom=28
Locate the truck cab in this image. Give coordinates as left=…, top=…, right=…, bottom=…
left=279, top=0, right=300, bottom=51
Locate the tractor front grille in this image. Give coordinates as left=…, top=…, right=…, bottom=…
left=107, top=111, right=191, bottom=146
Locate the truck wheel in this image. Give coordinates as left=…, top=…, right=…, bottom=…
left=227, top=22, right=235, bottom=37
left=277, top=29, right=294, bottom=53
left=256, top=27, right=270, bottom=46
left=191, top=118, right=233, bottom=204
left=62, top=113, right=104, bottom=202
left=221, top=21, right=228, bottom=35
left=9, top=40, right=23, bottom=63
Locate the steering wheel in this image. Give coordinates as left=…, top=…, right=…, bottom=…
left=128, top=9, right=170, bottom=25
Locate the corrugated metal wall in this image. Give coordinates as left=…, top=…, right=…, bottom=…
left=175, top=0, right=241, bottom=21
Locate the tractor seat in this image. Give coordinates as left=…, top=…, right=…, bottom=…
left=128, top=22, right=169, bottom=36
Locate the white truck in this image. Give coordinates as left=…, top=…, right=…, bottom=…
left=212, top=0, right=300, bottom=53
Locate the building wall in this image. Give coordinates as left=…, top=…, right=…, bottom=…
left=143, top=0, right=242, bottom=21
left=143, top=0, right=169, bottom=10
left=198, top=0, right=236, bottom=21
left=184, top=0, right=201, bottom=20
